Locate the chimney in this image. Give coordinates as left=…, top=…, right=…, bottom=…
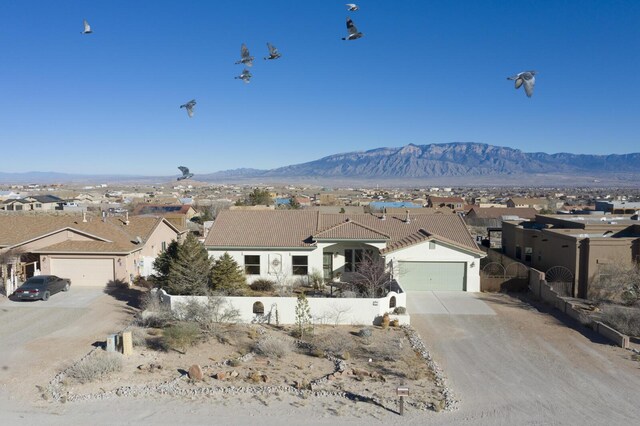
left=125, top=211, right=130, bottom=225
left=381, top=207, right=386, bottom=220
left=82, top=211, right=87, bottom=223
left=405, top=210, right=411, bottom=224
left=102, top=210, right=107, bottom=222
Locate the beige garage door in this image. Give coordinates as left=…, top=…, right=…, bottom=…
left=50, top=258, right=115, bottom=287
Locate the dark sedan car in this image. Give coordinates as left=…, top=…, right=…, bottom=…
left=14, top=275, right=71, bottom=301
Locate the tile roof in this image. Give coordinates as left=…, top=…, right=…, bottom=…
left=132, top=204, right=193, bottom=215
left=206, top=210, right=482, bottom=254
left=314, top=220, right=390, bottom=240
left=467, top=207, right=538, bottom=220
left=0, top=214, right=175, bottom=253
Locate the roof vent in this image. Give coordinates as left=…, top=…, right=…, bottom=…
left=132, top=236, right=143, bottom=244
left=405, top=210, right=411, bottom=224
left=381, top=208, right=386, bottom=221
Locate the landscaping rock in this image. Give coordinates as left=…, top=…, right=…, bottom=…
left=213, top=372, right=226, bottom=380
left=188, top=364, right=204, bottom=381
left=229, top=370, right=239, bottom=378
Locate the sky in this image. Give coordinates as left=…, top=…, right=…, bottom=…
left=1, top=0, right=639, bottom=176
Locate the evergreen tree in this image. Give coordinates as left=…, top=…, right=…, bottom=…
left=289, top=197, right=301, bottom=209
left=165, top=233, right=212, bottom=295
left=152, top=240, right=180, bottom=288
left=295, top=293, right=312, bottom=338
left=248, top=188, right=273, bottom=206
left=210, top=253, right=247, bottom=295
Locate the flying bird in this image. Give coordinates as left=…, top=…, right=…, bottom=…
left=342, top=18, right=363, bottom=40
left=235, top=43, right=254, bottom=67
left=177, top=166, right=193, bottom=181
left=81, top=19, right=92, bottom=34
left=235, top=68, right=252, bottom=83
left=346, top=4, right=359, bottom=11
left=507, top=71, right=537, bottom=98
left=180, top=99, right=196, bottom=118
left=264, top=42, right=281, bottom=60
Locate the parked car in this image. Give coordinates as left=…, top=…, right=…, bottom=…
left=13, top=275, right=71, bottom=301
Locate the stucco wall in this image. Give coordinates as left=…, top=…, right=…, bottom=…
left=157, top=289, right=408, bottom=326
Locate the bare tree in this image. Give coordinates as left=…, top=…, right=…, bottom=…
left=327, top=303, right=352, bottom=326
left=590, top=263, right=640, bottom=306
left=348, top=251, right=391, bottom=298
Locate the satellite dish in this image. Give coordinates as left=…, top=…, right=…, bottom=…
left=132, top=236, right=143, bottom=244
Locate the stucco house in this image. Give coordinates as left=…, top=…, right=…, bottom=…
left=205, top=210, right=485, bottom=292
left=1, top=195, right=64, bottom=211
left=0, top=213, right=186, bottom=294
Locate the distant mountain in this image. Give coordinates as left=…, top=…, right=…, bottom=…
left=210, top=142, right=640, bottom=181
left=2, top=143, right=639, bottom=185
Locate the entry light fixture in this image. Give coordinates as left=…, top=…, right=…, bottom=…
left=470, top=261, right=476, bottom=268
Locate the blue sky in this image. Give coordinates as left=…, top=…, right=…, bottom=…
left=1, top=1, right=639, bottom=175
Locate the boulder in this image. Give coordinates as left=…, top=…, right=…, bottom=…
left=214, top=371, right=226, bottom=380
left=188, top=364, right=204, bottom=381
left=229, top=370, right=239, bottom=378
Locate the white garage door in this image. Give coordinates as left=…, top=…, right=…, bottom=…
left=50, top=258, right=115, bottom=287
left=398, top=261, right=466, bottom=291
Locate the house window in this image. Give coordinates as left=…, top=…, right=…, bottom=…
left=429, top=241, right=436, bottom=250
left=292, top=255, right=308, bottom=275
left=245, top=255, right=261, bottom=275
left=35, top=203, right=42, bottom=208
left=253, top=301, right=264, bottom=315
left=161, top=241, right=167, bottom=251
left=345, top=249, right=354, bottom=272
left=15, top=205, right=22, bottom=211
left=525, top=247, right=532, bottom=262
left=515, top=246, right=522, bottom=260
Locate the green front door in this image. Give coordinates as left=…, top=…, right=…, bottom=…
left=398, top=261, right=466, bottom=291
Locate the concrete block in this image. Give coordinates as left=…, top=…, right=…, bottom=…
left=106, top=334, right=118, bottom=352
left=595, top=321, right=630, bottom=349
left=121, top=331, right=133, bottom=356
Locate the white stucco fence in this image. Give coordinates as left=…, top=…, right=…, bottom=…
left=155, top=289, right=409, bottom=326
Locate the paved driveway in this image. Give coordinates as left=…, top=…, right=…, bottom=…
left=0, top=287, right=136, bottom=402
left=406, top=291, right=495, bottom=315
left=410, top=293, right=640, bottom=425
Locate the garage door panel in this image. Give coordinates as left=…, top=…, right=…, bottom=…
left=50, top=258, right=115, bottom=287
left=399, top=261, right=466, bottom=291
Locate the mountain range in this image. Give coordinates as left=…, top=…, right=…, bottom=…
left=2, top=143, right=640, bottom=185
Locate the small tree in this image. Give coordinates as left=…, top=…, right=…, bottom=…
left=295, top=293, right=312, bottom=339
left=248, top=188, right=273, bottom=206
left=349, top=251, right=391, bottom=297
left=210, top=253, right=247, bottom=295
left=165, top=233, right=212, bottom=296
left=152, top=240, right=180, bottom=288
left=289, top=197, right=301, bottom=209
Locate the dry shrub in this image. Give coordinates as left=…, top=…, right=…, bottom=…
left=162, top=322, right=200, bottom=353
left=590, top=264, right=640, bottom=306
left=599, top=305, right=640, bottom=337
left=130, top=326, right=148, bottom=347
left=254, top=336, right=290, bottom=359
left=67, top=352, right=123, bottom=384
left=250, top=279, right=275, bottom=292
left=315, top=333, right=354, bottom=356
left=138, top=292, right=174, bottom=328
left=340, top=351, right=351, bottom=360
left=393, top=306, right=407, bottom=315
left=248, top=371, right=263, bottom=383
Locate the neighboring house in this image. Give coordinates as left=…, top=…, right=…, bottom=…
left=1, top=195, right=64, bottom=211
left=505, top=197, right=549, bottom=210
left=594, top=200, right=640, bottom=215
left=426, top=196, right=465, bottom=212
left=466, top=207, right=537, bottom=224
left=502, top=214, right=640, bottom=298
left=132, top=204, right=197, bottom=228
left=206, top=210, right=485, bottom=292
left=0, top=213, right=186, bottom=294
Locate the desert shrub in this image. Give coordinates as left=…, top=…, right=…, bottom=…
left=308, top=269, right=325, bottom=292
left=310, top=348, right=325, bottom=358
left=358, top=327, right=373, bottom=338
left=130, top=326, right=148, bottom=347
left=590, top=264, right=640, bottom=306
left=67, top=352, right=123, bottom=384
left=393, top=306, right=407, bottom=315
left=138, top=291, right=175, bottom=328
left=340, top=351, right=351, bottom=360
left=250, top=279, right=275, bottom=292
left=254, top=336, right=290, bottom=359
left=228, top=358, right=242, bottom=367
left=162, top=322, right=200, bottom=353
left=600, top=305, right=640, bottom=337
left=390, top=319, right=400, bottom=327
left=176, top=295, right=240, bottom=334
left=315, top=333, right=354, bottom=356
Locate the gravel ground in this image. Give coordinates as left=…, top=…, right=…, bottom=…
left=2, top=291, right=639, bottom=425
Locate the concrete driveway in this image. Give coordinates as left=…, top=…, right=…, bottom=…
left=0, top=286, right=137, bottom=402
left=406, top=291, right=495, bottom=315
left=410, top=293, right=640, bottom=425
left=5, top=286, right=106, bottom=309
